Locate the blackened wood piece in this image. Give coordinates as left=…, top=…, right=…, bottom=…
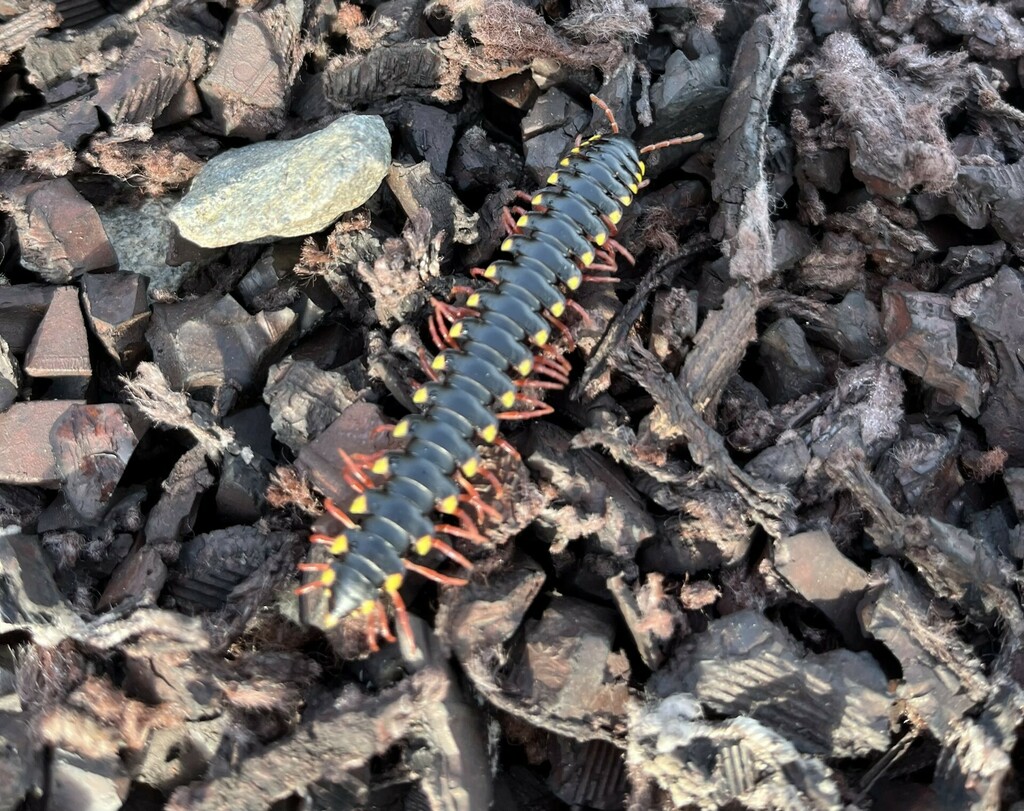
left=23, top=286, right=91, bottom=378
left=0, top=400, right=81, bottom=486
left=50, top=404, right=139, bottom=522
left=263, top=358, right=362, bottom=454
left=81, top=271, right=150, bottom=366
left=0, top=3, right=60, bottom=67
left=94, top=21, right=208, bottom=127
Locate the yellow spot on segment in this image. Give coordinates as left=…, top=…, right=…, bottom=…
left=532, top=194, right=543, bottom=205
left=466, top=293, right=481, bottom=308
left=638, top=160, right=646, bottom=176
left=461, top=457, right=479, bottom=478
left=571, top=147, right=580, bottom=154
left=501, top=238, right=514, bottom=252
left=412, top=387, right=428, bottom=405
left=384, top=573, right=404, bottom=593
left=330, top=535, right=349, bottom=555
left=372, top=457, right=390, bottom=475
left=321, top=567, right=336, bottom=587
left=533, top=329, right=549, bottom=346
left=567, top=276, right=582, bottom=291
left=323, top=614, right=339, bottom=628
left=619, top=194, right=631, bottom=205
left=629, top=183, right=639, bottom=194
left=393, top=419, right=410, bottom=438
left=449, top=321, right=464, bottom=339
left=516, top=215, right=529, bottom=227
left=517, top=358, right=533, bottom=376
left=546, top=172, right=559, bottom=185
left=431, top=354, right=447, bottom=371
left=581, top=251, right=595, bottom=266
left=609, top=209, right=622, bottom=225
left=595, top=232, right=607, bottom=246
left=550, top=301, right=565, bottom=317
left=358, top=599, right=376, bottom=615
left=481, top=424, right=498, bottom=443
left=484, top=265, right=498, bottom=278
left=559, top=158, right=570, bottom=166
left=414, top=535, right=432, bottom=555
left=439, top=494, right=459, bottom=514
left=350, top=495, right=368, bottom=514
left=500, top=390, right=516, bottom=409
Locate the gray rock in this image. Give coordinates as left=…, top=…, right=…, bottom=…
left=170, top=115, right=392, bottom=248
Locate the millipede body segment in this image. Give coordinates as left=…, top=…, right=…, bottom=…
left=299, top=101, right=665, bottom=648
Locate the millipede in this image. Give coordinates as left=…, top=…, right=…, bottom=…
left=296, top=95, right=702, bottom=650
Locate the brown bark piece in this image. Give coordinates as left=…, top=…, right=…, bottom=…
left=882, top=283, right=982, bottom=417
left=94, top=22, right=208, bottom=127
left=0, top=96, right=98, bottom=161
left=4, top=179, right=117, bottom=283
left=198, top=1, right=303, bottom=138
left=775, top=529, right=869, bottom=648
left=0, top=400, right=80, bottom=486
left=50, top=404, right=140, bottom=522
left=0, top=282, right=52, bottom=352
left=23, top=286, right=91, bottom=379
left=0, top=3, right=60, bottom=68
left=508, top=596, right=630, bottom=732
left=81, top=272, right=151, bottom=366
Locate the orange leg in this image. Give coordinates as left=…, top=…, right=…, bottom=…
left=456, top=471, right=503, bottom=522
left=376, top=601, right=396, bottom=643
left=494, top=436, right=521, bottom=463
left=600, top=213, right=619, bottom=237
left=606, top=237, right=636, bottom=265
left=429, top=536, right=474, bottom=570
left=418, top=348, right=439, bottom=381
left=364, top=604, right=381, bottom=652
left=323, top=499, right=358, bottom=528
left=390, top=590, right=415, bottom=650
left=404, top=559, right=469, bottom=586
left=590, top=93, right=620, bottom=134
left=338, top=448, right=376, bottom=489
left=515, top=377, right=565, bottom=391
left=499, top=396, right=555, bottom=420
left=502, top=207, right=520, bottom=236
left=566, top=299, right=596, bottom=330
left=437, top=521, right=489, bottom=545
left=545, top=312, right=576, bottom=351
left=476, top=462, right=508, bottom=496
left=639, top=133, right=703, bottom=153
left=310, top=533, right=337, bottom=547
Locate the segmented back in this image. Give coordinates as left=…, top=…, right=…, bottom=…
left=298, top=109, right=653, bottom=648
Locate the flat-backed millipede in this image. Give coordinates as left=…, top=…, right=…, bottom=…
left=296, top=96, right=701, bottom=649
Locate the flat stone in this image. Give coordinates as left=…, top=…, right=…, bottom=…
left=0, top=400, right=81, bottom=486
left=96, top=545, right=166, bottom=611
left=97, top=198, right=198, bottom=300
left=169, top=114, right=392, bottom=248
left=23, top=286, right=91, bottom=378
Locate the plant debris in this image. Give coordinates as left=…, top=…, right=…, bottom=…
left=1, top=0, right=1023, bottom=809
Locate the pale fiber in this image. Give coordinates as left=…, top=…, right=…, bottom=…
left=169, top=115, right=391, bottom=248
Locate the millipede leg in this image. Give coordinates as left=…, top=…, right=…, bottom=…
left=606, top=237, right=636, bottom=265
left=309, top=533, right=336, bottom=547
left=499, top=397, right=555, bottom=420
left=639, top=133, right=703, bottom=153
left=338, top=448, right=375, bottom=490
left=389, top=590, right=415, bottom=652
left=494, top=437, right=521, bottom=463
left=418, top=348, right=440, bottom=381
left=429, top=536, right=474, bottom=570
left=437, top=522, right=489, bottom=545
left=544, top=312, right=576, bottom=351
left=404, top=559, right=469, bottom=586
left=477, top=463, right=507, bottom=497
left=565, top=299, right=596, bottom=329
left=456, top=471, right=503, bottom=522
left=501, top=206, right=520, bottom=236
left=600, top=213, right=619, bottom=237
left=323, top=498, right=358, bottom=528
left=589, top=93, right=620, bottom=134
left=376, top=601, right=396, bottom=643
